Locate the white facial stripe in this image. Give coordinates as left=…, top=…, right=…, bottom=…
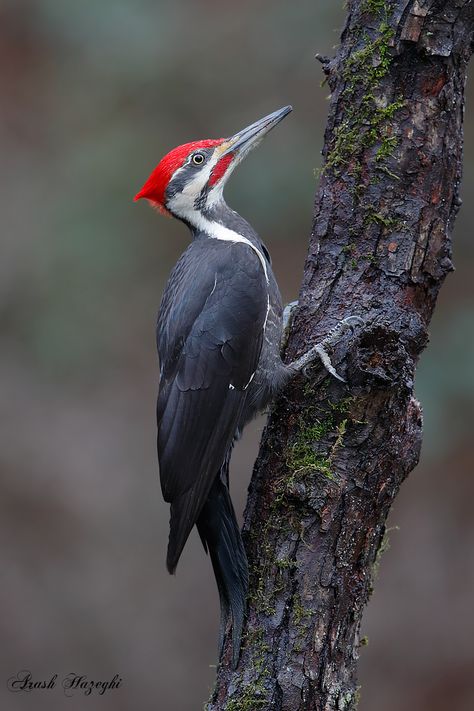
left=167, top=149, right=222, bottom=212
left=206, top=181, right=225, bottom=208
left=167, top=161, right=214, bottom=214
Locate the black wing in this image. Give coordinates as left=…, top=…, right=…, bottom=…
left=157, top=238, right=267, bottom=571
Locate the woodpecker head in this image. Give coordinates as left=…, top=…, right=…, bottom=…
left=134, top=105, right=292, bottom=221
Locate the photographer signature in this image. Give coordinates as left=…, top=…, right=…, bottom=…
left=7, top=670, right=123, bottom=696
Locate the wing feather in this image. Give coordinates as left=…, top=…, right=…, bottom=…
left=156, top=239, right=267, bottom=569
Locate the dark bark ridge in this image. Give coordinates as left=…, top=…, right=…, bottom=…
left=207, top=2, right=473, bottom=710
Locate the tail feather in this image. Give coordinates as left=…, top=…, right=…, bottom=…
left=197, top=475, right=248, bottom=669
left=166, top=491, right=201, bottom=574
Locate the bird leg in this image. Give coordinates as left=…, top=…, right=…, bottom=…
left=282, top=301, right=363, bottom=383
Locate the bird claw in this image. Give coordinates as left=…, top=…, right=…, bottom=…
left=321, top=315, right=365, bottom=347
left=317, top=315, right=364, bottom=380
left=311, top=343, right=346, bottom=382
left=291, top=314, right=364, bottom=383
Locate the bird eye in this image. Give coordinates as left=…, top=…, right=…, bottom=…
left=192, top=152, right=205, bottom=165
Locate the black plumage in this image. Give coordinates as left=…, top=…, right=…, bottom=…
left=158, top=237, right=267, bottom=563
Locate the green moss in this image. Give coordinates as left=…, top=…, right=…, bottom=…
left=326, top=95, right=403, bottom=177
left=325, top=0, right=404, bottom=209
left=250, top=541, right=289, bottom=615
left=285, top=397, right=355, bottom=483
left=364, top=210, right=397, bottom=229
left=252, top=574, right=276, bottom=615
left=361, top=0, right=387, bottom=12
left=225, top=693, right=266, bottom=711
left=329, top=395, right=355, bottom=415
left=334, top=418, right=348, bottom=449
left=286, top=416, right=334, bottom=483
left=343, top=30, right=393, bottom=89
left=249, top=526, right=297, bottom=615
left=342, top=242, right=356, bottom=254
left=375, top=134, right=397, bottom=162
left=225, top=680, right=268, bottom=711
left=275, top=557, right=298, bottom=571
left=290, top=593, right=316, bottom=653
left=224, top=630, right=271, bottom=711
left=286, top=423, right=335, bottom=481
left=293, top=594, right=315, bottom=628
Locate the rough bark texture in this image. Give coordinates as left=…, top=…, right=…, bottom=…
left=207, top=2, right=473, bottom=709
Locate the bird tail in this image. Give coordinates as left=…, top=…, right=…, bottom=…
left=196, top=471, right=248, bottom=669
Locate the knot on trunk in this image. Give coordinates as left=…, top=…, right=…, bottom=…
left=352, top=324, right=414, bottom=390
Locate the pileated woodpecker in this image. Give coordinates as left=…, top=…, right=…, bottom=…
left=135, top=106, right=352, bottom=667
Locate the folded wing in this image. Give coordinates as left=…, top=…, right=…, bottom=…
left=156, top=240, right=267, bottom=571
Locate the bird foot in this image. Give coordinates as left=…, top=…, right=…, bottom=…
left=290, top=315, right=364, bottom=383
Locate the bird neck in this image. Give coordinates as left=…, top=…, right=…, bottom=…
left=180, top=199, right=261, bottom=248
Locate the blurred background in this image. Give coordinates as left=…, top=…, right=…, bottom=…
left=1, top=1, right=473, bottom=709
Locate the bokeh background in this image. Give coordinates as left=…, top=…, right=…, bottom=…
left=1, top=1, right=473, bottom=710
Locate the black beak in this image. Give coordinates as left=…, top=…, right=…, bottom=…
left=220, top=105, right=292, bottom=158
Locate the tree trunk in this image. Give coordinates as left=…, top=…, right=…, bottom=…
left=207, top=2, right=473, bottom=709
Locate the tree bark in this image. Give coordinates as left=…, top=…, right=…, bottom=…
left=207, top=2, right=473, bottom=709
